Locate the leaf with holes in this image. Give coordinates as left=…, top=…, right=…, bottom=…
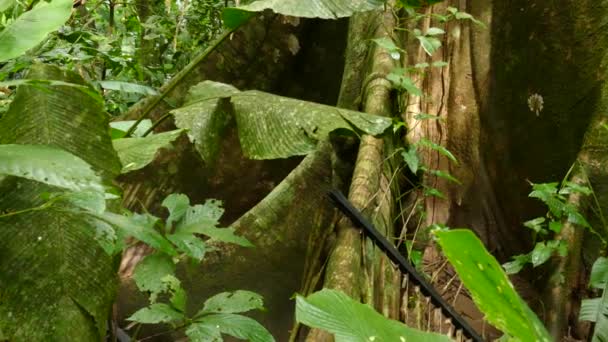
left=197, top=291, right=265, bottom=317
left=128, top=303, right=185, bottom=324
left=193, top=314, right=275, bottom=342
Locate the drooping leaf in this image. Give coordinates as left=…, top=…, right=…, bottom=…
left=372, top=37, right=400, bottom=53
left=0, top=65, right=121, bottom=178
left=416, top=36, right=442, bottom=56
left=427, top=169, right=462, bottom=184
left=523, top=217, right=546, bottom=234
left=401, top=146, right=419, bottom=174
left=162, top=275, right=187, bottom=313
left=502, top=254, right=531, bottom=275
left=98, top=211, right=177, bottom=256
left=185, top=225, right=253, bottom=247
left=132, top=253, right=176, bottom=302
left=0, top=144, right=103, bottom=192
left=0, top=64, right=120, bottom=341
left=127, top=303, right=185, bottom=324
left=222, top=0, right=384, bottom=29
left=110, top=120, right=153, bottom=139
left=426, top=27, right=445, bottom=35
left=173, top=81, right=392, bottom=160
left=580, top=298, right=602, bottom=321
left=530, top=242, right=553, bottom=267
left=434, top=229, right=551, bottom=342
left=96, top=80, right=158, bottom=95
left=0, top=0, right=73, bottom=62
left=112, top=129, right=184, bottom=173
left=167, top=233, right=207, bottom=261
left=194, top=313, right=275, bottom=342
left=295, top=289, right=451, bottom=342
left=173, top=88, right=232, bottom=168
left=387, top=70, right=422, bottom=96
left=590, top=257, right=608, bottom=289
left=417, top=138, right=458, bottom=163
left=197, top=291, right=265, bottom=316
left=162, top=193, right=190, bottom=227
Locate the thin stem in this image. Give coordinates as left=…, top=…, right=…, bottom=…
left=125, top=24, right=242, bottom=137
left=142, top=112, right=173, bottom=137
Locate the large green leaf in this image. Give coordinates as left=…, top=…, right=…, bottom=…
left=295, top=289, right=451, bottom=342
left=222, top=0, right=384, bottom=29
left=0, top=64, right=121, bottom=341
left=197, top=290, right=265, bottom=316
left=194, top=313, right=275, bottom=342
left=434, top=229, right=551, bottom=342
left=133, top=253, right=176, bottom=302
left=112, top=129, right=184, bottom=173
left=0, top=144, right=103, bottom=192
left=580, top=258, right=608, bottom=342
left=0, top=0, right=73, bottom=62
left=173, top=81, right=392, bottom=159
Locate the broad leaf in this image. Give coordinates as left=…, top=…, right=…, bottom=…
left=434, top=229, right=551, bottom=342
left=590, top=257, right=608, bottom=289
left=173, top=91, right=232, bottom=168
left=176, top=198, right=224, bottom=230
left=223, top=0, right=384, bottom=29
left=198, top=290, right=265, bottom=316
left=184, top=225, right=253, bottom=247
left=195, top=313, right=275, bottom=342
left=0, top=65, right=120, bottom=340
left=133, top=253, right=176, bottom=302
left=416, top=36, right=442, bottom=56
left=167, top=233, right=207, bottom=261
left=295, top=289, right=451, bottom=342
left=127, top=303, right=185, bottom=324
left=98, top=211, right=177, bottom=256
left=186, top=323, right=222, bottom=342
left=401, top=146, right=419, bottom=174
left=110, top=120, right=152, bottom=139
left=173, top=81, right=392, bottom=159
left=162, top=193, right=190, bottom=227
left=0, top=0, right=73, bottom=62
left=113, top=129, right=184, bottom=173
left=0, top=144, right=103, bottom=192
left=96, top=80, right=158, bottom=95
left=581, top=259, right=608, bottom=341
left=417, top=138, right=457, bottom=163
left=530, top=242, right=552, bottom=267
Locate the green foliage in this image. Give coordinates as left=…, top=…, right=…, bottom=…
left=0, top=64, right=120, bottom=341
left=112, top=129, right=185, bottom=173
left=223, top=0, right=384, bottom=29
left=434, top=229, right=552, bottom=342
left=580, top=257, right=608, bottom=341
left=503, top=181, right=594, bottom=274
left=295, top=289, right=451, bottom=341
left=117, top=193, right=268, bottom=341
left=173, top=81, right=392, bottom=160
left=0, top=0, right=72, bottom=62
left=0, top=144, right=103, bottom=192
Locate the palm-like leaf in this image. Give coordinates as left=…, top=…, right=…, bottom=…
left=173, top=81, right=392, bottom=160
left=0, top=64, right=120, bottom=341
